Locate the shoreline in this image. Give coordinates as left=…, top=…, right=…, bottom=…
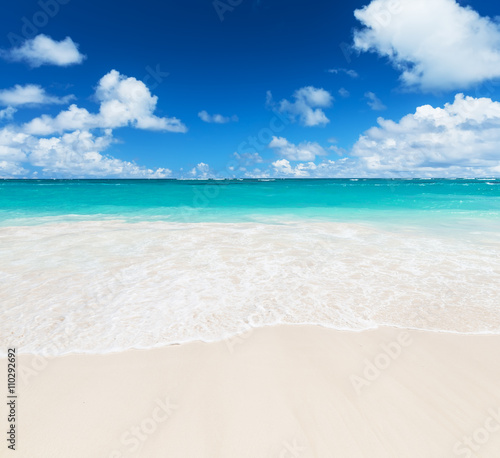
left=2, top=324, right=500, bottom=457
left=7, top=322, right=500, bottom=358
left=3, top=220, right=500, bottom=355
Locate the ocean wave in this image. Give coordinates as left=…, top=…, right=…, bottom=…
left=1, top=220, right=500, bottom=355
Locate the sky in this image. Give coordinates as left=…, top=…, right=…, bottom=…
left=1, top=0, right=500, bottom=178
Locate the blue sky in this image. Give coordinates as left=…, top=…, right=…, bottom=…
left=1, top=0, right=500, bottom=178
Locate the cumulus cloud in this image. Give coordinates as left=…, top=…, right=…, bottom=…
left=96, top=70, right=186, bottom=132
left=268, top=86, right=333, bottom=126
left=0, top=107, right=16, bottom=121
left=350, top=93, right=500, bottom=175
left=272, top=159, right=301, bottom=176
left=28, top=130, right=171, bottom=178
left=270, top=158, right=361, bottom=177
left=0, top=126, right=172, bottom=178
left=268, top=136, right=327, bottom=161
left=0, top=160, right=28, bottom=177
left=198, top=110, right=238, bottom=123
left=0, top=84, right=74, bottom=107
left=1, top=35, right=86, bottom=67
left=24, top=70, right=187, bottom=135
left=327, top=68, right=359, bottom=78
left=0, top=70, right=186, bottom=178
left=364, top=91, right=386, bottom=110
left=353, top=0, right=500, bottom=92
left=24, top=104, right=93, bottom=136
left=0, top=126, right=29, bottom=163
left=268, top=94, right=500, bottom=178
left=188, top=162, right=214, bottom=179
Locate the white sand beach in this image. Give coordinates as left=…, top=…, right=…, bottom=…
left=2, top=0, right=500, bottom=454
left=3, top=325, right=500, bottom=457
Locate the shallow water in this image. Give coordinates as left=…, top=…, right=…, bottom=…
left=1, top=179, right=499, bottom=355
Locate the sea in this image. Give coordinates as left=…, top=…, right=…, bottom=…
left=1, top=178, right=499, bottom=355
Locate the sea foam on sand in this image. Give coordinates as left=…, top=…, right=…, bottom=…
left=1, top=220, right=500, bottom=356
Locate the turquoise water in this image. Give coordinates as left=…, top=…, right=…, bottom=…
left=1, top=179, right=500, bottom=230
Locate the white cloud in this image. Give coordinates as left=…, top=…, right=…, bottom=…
left=0, top=70, right=186, bottom=178
left=240, top=167, right=271, bottom=179
left=24, top=104, right=93, bottom=136
left=0, top=84, right=74, bottom=106
left=338, top=87, right=350, bottom=98
left=188, top=162, right=214, bottom=179
left=233, top=151, right=263, bottom=166
left=0, top=160, right=28, bottom=177
left=268, top=136, right=327, bottom=161
left=0, top=126, right=29, bottom=163
left=28, top=130, right=171, bottom=178
left=266, top=94, right=500, bottom=178
left=269, top=86, right=333, bottom=126
left=350, top=93, right=500, bottom=176
left=265, top=90, right=274, bottom=108
left=198, top=110, right=238, bottom=123
left=271, top=158, right=371, bottom=178
left=0, top=107, right=16, bottom=121
left=329, top=144, right=348, bottom=156
left=327, top=68, right=359, bottom=78
left=272, top=159, right=303, bottom=176
left=24, top=70, right=187, bottom=135
left=353, top=0, right=500, bottom=91
left=364, top=91, right=386, bottom=110
left=96, top=70, right=186, bottom=132
left=1, top=35, right=86, bottom=67
left=0, top=126, right=172, bottom=178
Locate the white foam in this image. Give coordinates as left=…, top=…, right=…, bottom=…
left=1, top=220, right=500, bottom=356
